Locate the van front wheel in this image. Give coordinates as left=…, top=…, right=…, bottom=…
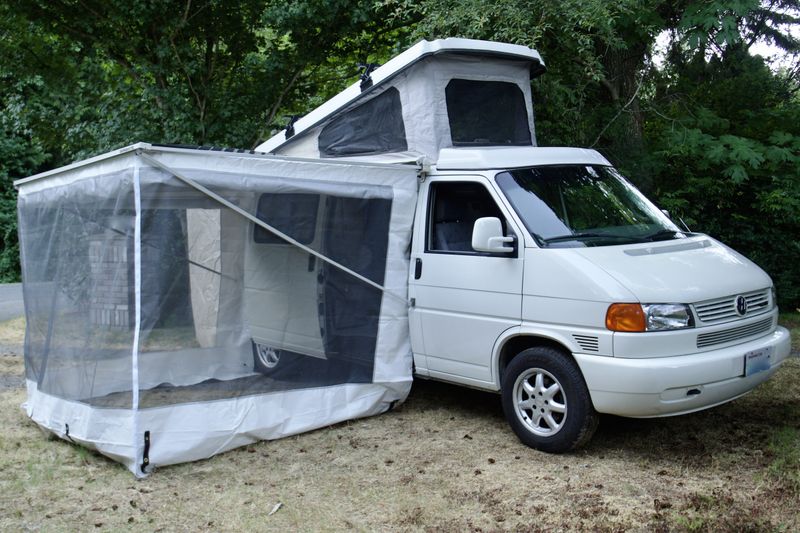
left=501, top=347, right=597, bottom=453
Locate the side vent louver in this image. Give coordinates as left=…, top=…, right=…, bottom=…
left=573, top=334, right=599, bottom=352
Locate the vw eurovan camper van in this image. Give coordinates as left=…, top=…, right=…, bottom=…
left=15, top=39, right=794, bottom=475
left=246, top=38, right=793, bottom=452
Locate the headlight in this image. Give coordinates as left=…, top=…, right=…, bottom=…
left=606, top=303, right=694, bottom=332
left=642, top=304, right=694, bottom=331
left=771, top=286, right=777, bottom=309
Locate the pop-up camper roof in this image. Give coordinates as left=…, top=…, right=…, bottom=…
left=257, top=38, right=545, bottom=162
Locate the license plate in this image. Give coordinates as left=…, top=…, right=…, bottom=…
left=744, top=346, right=773, bottom=377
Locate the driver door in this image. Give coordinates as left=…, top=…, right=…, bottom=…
left=408, top=177, right=524, bottom=388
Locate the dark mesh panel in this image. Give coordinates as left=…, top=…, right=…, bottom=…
left=18, top=175, right=136, bottom=403
left=20, top=169, right=395, bottom=408
left=319, top=87, right=408, bottom=157
left=445, top=79, right=531, bottom=146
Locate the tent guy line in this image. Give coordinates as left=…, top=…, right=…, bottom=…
left=137, top=150, right=412, bottom=306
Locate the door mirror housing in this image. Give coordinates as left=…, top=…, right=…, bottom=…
left=472, top=217, right=514, bottom=253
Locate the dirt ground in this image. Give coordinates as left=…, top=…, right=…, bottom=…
left=1, top=317, right=799, bottom=532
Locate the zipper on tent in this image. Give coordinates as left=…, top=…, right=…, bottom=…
left=138, top=150, right=410, bottom=305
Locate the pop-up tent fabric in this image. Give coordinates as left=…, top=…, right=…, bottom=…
left=257, top=38, right=545, bottom=161
left=15, top=143, right=418, bottom=476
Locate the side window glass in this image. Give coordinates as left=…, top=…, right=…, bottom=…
left=427, top=182, right=508, bottom=254
left=254, top=193, right=319, bottom=244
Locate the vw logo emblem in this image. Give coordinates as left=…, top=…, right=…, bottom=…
left=735, top=295, right=748, bottom=316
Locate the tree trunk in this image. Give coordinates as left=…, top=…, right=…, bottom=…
left=599, top=43, right=647, bottom=153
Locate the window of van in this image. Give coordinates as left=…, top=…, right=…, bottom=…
left=427, top=181, right=508, bottom=253
left=496, top=165, right=683, bottom=247
left=445, top=79, right=531, bottom=146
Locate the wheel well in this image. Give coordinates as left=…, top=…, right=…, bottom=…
left=498, top=335, right=572, bottom=380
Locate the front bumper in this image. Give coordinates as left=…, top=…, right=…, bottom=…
left=574, top=326, right=793, bottom=417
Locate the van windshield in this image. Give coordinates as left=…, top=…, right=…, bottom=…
left=496, top=165, right=684, bottom=247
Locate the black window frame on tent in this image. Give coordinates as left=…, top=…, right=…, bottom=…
left=445, top=79, right=531, bottom=147
left=318, top=87, right=408, bottom=157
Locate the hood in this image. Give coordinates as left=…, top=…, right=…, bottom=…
left=573, top=236, right=772, bottom=304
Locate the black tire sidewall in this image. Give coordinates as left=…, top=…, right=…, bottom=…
left=501, top=347, right=596, bottom=453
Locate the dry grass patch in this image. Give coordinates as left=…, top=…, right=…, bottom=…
left=0, top=317, right=798, bottom=531
left=0, top=316, right=25, bottom=347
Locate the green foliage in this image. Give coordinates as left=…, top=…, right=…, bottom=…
left=0, top=84, right=48, bottom=282
left=2, top=0, right=409, bottom=164
left=647, top=49, right=800, bottom=308
left=0, top=0, right=413, bottom=281
left=679, top=0, right=800, bottom=57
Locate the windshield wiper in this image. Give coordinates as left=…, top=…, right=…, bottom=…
left=541, top=232, right=639, bottom=244
left=639, top=229, right=684, bottom=242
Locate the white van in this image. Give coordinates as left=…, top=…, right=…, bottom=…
left=243, top=38, right=793, bottom=452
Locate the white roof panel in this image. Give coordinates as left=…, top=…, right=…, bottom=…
left=434, top=147, right=612, bottom=171
left=256, top=38, right=545, bottom=154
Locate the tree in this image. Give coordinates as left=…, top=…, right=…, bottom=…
left=0, top=0, right=415, bottom=280
left=5, top=0, right=413, bottom=160
left=648, top=45, right=800, bottom=308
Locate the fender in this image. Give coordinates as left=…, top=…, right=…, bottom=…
left=490, top=324, right=613, bottom=390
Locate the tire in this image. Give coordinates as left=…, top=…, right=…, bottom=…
left=252, top=341, right=288, bottom=375
left=501, top=346, right=598, bottom=453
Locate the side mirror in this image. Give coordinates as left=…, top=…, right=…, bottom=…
left=472, top=217, right=514, bottom=253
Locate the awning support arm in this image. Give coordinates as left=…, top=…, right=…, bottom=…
left=138, top=151, right=409, bottom=305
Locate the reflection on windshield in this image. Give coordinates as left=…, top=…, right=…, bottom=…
left=496, top=165, right=682, bottom=248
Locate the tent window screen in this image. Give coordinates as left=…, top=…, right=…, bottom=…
left=445, top=79, right=531, bottom=146
left=254, top=193, right=319, bottom=244
left=318, top=87, right=408, bottom=157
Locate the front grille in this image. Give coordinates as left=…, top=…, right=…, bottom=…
left=696, top=317, right=774, bottom=348
left=693, top=289, right=771, bottom=324
left=573, top=334, right=599, bottom=352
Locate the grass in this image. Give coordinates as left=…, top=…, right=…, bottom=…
left=0, top=316, right=798, bottom=531
left=782, top=312, right=800, bottom=353
left=0, top=316, right=24, bottom=346
left=768, top=427, right=800, bottom=495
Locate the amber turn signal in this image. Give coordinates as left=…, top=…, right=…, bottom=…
left=606, top=303, right=646, bottom=332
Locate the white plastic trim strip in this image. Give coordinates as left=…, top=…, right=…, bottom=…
left=132, top=155, right=144, bottom=475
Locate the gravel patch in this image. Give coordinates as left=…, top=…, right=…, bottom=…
left=0, top=372, right=23, bottom=392
left=0, top=343, right=22, bottom=356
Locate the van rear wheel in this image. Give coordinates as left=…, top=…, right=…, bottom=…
left=252, top=341, right=293, bottom=375
left=501, top=347, right=597, bottom=453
